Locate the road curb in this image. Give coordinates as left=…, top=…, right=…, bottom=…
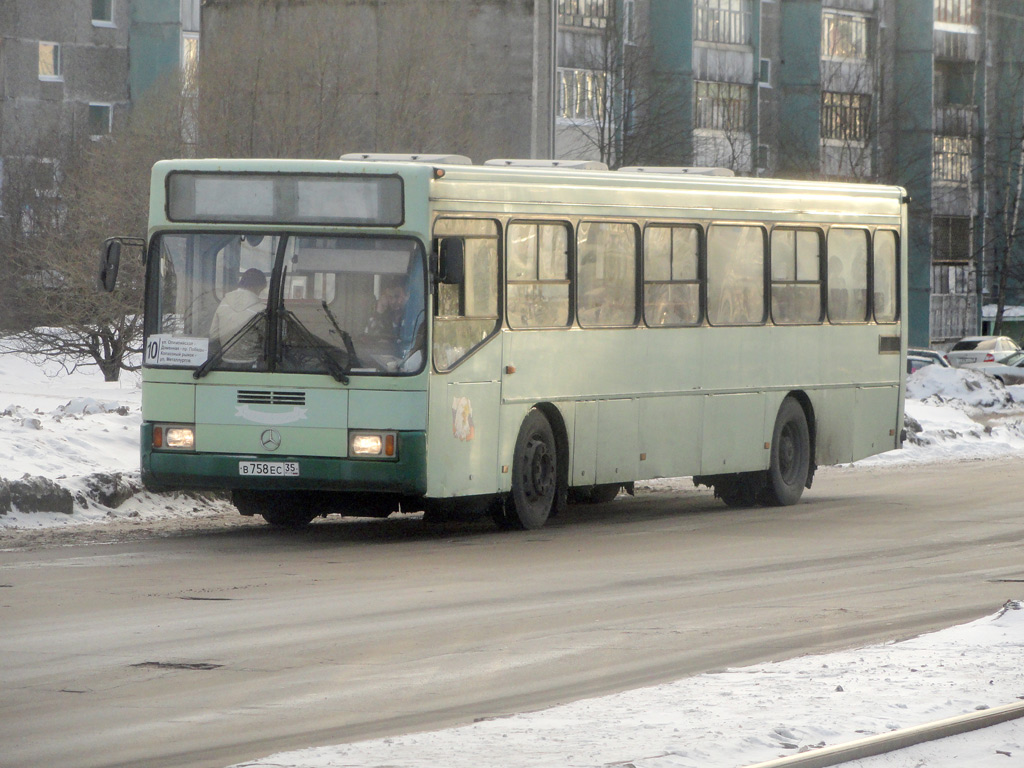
left=742, top=699, right=1024, bottom=768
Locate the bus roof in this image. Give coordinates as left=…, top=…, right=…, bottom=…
left=150, top=157, right=907, bottom=223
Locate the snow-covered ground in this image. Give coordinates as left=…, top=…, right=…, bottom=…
left=0, top=352, right=1022, bottom=767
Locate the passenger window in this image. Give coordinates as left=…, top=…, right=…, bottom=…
left=828, top=228, right=869, bottom=323
left=507, top=222, right=571, bottom=328
left=771, top=228, right=823, bottom=324
left=644, top=225, right=701, bottom=326
left=432, top=218, right=500, bottom=371
left=577, top=221, right=638, bottom=327
left=873, top=230, right=898, bottom=323
left=707, top=224, right=765, bottom=325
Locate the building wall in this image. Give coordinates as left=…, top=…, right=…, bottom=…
left=200, top=0, right=552, bottom=163
left=0, top=0, right=187, bottom=253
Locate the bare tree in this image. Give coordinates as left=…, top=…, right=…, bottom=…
left=197, top=0, right=478, bottom=160
left=555, top=6, right=689, bottom=168
left=1, top=77, right=192, bottom=381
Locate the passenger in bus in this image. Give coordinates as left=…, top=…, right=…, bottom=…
left=209, top=268, right=267, bottom=363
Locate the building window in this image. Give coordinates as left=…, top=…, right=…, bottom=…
left=821, top=92, right=871, bottom=141
left=694, top=81, right=750, bottom=131
left=932, top=263, right=972, bottom=295
left=935, top=0, right=976, bottom=26
left=558, top=0, right=609, bottom=29
left=92, top=0, right=113, bottom=25
left=695, top=0, right=752, bottom=45
left=933, top=136, right=972, bottom=183
left=558, top=68, right=607, bottom=122
left=623, top=0, right=636, bottom=44
left=181, top=0, right=201, bottom=32
left=933, top=217, right=971, bottom=262
left=822, top=11, right=868, bottom=59
left=182, top=32, right=199, bottom=91
left=38, top=42, right=62, bottom=81
left=88, top=104, right=113, bottom=137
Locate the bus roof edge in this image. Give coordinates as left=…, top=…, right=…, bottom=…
left=340, top=153, right=473, bottom=165
left=484, top=158, right=610, bottom=171
left=617, top=166, right=736, bottom=176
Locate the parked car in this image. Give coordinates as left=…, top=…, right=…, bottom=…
left=906, top=347, right=950, bottom=375
left=963, top=350, right=1024, bottom=385
left=945, top=336, right=1022, bottom=368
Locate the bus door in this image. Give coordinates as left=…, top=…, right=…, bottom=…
left=427, top=219, right=503, bottom=497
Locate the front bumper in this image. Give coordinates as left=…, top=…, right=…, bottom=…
left=140, top=423, right=427, bottom=495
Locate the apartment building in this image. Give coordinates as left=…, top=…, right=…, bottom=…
left=0, top=0, right=199, bottom=247
left=7, top=0, right=1020, bottom=347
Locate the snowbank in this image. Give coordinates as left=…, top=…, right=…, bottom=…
left=233, top=601, right=1024, bottom=768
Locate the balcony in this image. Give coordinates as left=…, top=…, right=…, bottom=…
left=934, top=27, right=980, bottom=61
left=934, top=105, right=978, bottom=137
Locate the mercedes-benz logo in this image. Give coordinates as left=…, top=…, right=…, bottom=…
left=260, top=429, right=282, bottom=452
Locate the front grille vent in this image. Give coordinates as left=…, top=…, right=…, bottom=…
left=237, top=390, right=306, bottom=406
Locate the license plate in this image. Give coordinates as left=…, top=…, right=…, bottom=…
left=238, top=461, right=300, bottom=477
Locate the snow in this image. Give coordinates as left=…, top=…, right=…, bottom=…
left=0, top=350, right=1022, bottom=768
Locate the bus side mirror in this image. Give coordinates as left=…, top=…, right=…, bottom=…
left=98, top=239, right=121, bottom=292
left=437, top=238, right=465, bottom=284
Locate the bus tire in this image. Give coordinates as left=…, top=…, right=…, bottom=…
left=714, top=475, right=759, bottom=508
left=508, top=409, right=558, bottom=529
left=233, top=490, right=316, bottom=529
left=762, top=397, right=811, bottom=506
left=569, top=483, right=621, bottom=505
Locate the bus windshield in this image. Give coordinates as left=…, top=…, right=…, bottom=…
left=145, top=232, right=426, bottom=376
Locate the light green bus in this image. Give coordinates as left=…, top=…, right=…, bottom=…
left=102, top=154, right=907, bottom=529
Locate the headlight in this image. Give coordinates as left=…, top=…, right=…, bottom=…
left=153, top=424, right=195, bottom=450
left=349, top=431, right=397, bottom=458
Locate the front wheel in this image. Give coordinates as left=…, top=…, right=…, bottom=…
left=508, top=409, right=558, bottom=529
left=232, top=490, right=317, bottom=529
left=761, top=397, right=811, bottom=506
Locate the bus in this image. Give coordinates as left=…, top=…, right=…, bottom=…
left=100, top=154, right=907, bottom=530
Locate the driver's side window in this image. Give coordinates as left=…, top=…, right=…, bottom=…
left=432, top=218, right=500, bottom=371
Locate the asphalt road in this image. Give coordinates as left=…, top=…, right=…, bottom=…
left=1, top=460, right=1022, bottom=768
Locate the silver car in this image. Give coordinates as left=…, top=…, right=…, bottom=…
left=964, top=350, right=1024, bottom=384
left=907, top=347, right=950, bottom=374
left=946, top=336, right=1021, bottom=368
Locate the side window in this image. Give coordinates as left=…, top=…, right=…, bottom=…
left=507, top=221, right=571, bottom=328
left=828, top=227, right=869, bottom=323
left=771, top=228, right=823, bottom=324
left=577, top=221, right=638, bottom=327
left=873, top=229, right=899, bottom=323
left=707, top=224, right=765, bottom=325
left=432, top=218, right=500, bottom=371
left=644, top=225, right=701, bottom=326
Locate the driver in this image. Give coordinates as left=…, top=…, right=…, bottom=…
left=210, top=268, right=267, bottom=363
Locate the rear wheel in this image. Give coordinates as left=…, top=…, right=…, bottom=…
left=508, top=409, right=558, bottom=529
left=761, top=397, right=811, bottom=506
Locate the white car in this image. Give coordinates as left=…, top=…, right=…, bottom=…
left=946, top=336, right=1021, bottom=368
left=964, top=350, right=1024, bottom=385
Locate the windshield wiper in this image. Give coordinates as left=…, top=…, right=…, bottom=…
left=193, top=310, right=267, bottom=380
left=281, top=310, right=351, bottom=384
left=319, top=300, right=361, bottom=367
